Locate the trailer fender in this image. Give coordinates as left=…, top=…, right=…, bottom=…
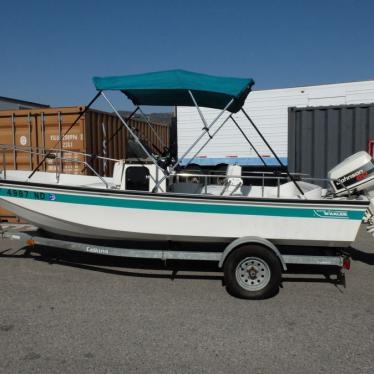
left=218, top=236, right=287, bottom=271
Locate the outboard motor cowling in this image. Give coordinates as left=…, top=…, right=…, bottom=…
left=328, top=151, right=374, bottom=231
left=328, top=151, right=374, bottom=196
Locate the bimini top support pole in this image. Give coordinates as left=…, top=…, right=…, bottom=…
left=27, top=90, right=102, bottom=180
left=106, top=106, right=139, bottom=147
left=184, top=114, right=232, bottom=167
left=176, top=97, right=234, bottom=167
left=101, top=92, right=166, bottom=192
left=136, top=105, right=168, bottom=152
left=230, top=116, right=267, bottom=167
left=188, top=90, right=211, bottom=137
left=152, top=97, right=234, bottom=191
left=241, top=108, right=305, bottom=196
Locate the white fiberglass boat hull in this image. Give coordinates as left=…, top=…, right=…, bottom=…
left=0, top=181, right=368, bottom=246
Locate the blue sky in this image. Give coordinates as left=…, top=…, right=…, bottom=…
left=1, top=0, right=373, bottom=111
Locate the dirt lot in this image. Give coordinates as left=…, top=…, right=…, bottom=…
left=0, top=225, right=373, bottom=374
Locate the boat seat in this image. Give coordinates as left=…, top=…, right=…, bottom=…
left=220, top=165, right=243, bottom=196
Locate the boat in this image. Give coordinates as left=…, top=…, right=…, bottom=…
left=0, top=70, right=373, bottom=247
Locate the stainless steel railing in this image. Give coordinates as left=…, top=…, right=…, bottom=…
left=0, top=143, right=332, bottom=198
left=0, top=144, right=121, bottom=163
left=0, top=144, right=112, bottom=189
left=168, top=172, right=321, bottom=198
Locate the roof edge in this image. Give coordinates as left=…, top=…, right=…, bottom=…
left=0, top=96, right=49, bottom=108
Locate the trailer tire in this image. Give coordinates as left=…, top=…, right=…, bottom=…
left=224, top=245, right=282, bottom=299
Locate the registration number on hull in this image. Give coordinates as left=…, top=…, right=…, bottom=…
left=4, top=188, right=49, bottom=201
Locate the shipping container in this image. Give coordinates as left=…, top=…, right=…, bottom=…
left=0, top=106, right=169, bottom=220
left=176, top=80, right=374, bottom=167
left=288, top=103, right=374, bottom=186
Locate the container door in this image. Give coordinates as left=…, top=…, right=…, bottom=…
left=0, top=111, right=39, bottom=171
left=41, top=108, right=86, bottom=175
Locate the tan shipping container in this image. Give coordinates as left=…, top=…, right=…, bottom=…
left=0, top=106, right=169, bottom=221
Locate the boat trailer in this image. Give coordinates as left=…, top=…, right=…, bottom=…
left=1, top=224, right=350, bottom=299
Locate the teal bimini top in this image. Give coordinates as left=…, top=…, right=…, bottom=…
left=93, top=69, right=254, bottom=113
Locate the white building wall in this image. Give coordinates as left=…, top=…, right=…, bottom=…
left=177, top=80, right=374, bottom=166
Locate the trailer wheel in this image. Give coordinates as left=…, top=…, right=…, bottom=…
left=224, top=245, right=282, bottom=299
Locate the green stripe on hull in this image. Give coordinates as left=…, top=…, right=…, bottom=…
left=0, top=187, right=366, bottom=220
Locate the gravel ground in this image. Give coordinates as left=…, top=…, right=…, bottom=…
left=0, top=225, right=373, bottom=374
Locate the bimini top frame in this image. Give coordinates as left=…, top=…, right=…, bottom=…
left=28, top=69, right=304, bottom=195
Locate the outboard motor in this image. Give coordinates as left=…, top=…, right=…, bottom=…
left=328, top=151, right=374, bottom=196
left=328, top=151, right=374, bottom=234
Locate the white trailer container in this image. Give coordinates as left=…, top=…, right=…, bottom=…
left=177, top=80, right=374, bottom=167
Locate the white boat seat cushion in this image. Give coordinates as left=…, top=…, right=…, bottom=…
left=221, top=164, right=243, bottom=196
